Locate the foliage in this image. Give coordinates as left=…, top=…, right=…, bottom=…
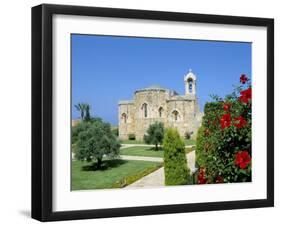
left=163, top=128, right=191, bottom=185
left=128, top=133, right=136, bottom=140
left=196, top=74, right=251, bottom=184
left=72, top=117, right=103, bottom=145
left=75, top=119, right=121, bottom=169
left=74, top=103, right=91, bottom=121
left=84, top=104, right=91, bottom=121
left=111, top=127, right=119, bottom=137
left=72, top=121, right=92, bottom=145
left=143, top=122, right=164, bottom=150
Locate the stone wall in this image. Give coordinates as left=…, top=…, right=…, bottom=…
left=118, top=88, right=202, bottom=141
left=134, top=89, right=168, bottom=140
left=118, top=101, right=135, bottom=140
left=166, top=99, right=196, bottom=137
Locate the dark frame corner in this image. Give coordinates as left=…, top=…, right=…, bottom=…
left=32, top=4, right=274, bottom=222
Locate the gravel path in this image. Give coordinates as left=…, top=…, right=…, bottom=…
left=124, top=150, right=196, bottom=188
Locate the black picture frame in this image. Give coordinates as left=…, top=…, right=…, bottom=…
left=32, top=3, right=274, bottom=222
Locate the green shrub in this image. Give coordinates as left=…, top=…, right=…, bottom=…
left=163, top=128, right=191, bottom=185
left=128, top=133, right=136, bottom=140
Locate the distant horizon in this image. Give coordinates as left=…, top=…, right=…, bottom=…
left=72, top=34, right=251, bottom=125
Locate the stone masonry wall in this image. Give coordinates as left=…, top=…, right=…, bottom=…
left=118, top=102, right=135, bottom=140
left=134, top=90, right=168, bottom=140
left=118, top=89, right=202, bottom=141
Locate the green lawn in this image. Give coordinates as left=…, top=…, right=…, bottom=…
left=120, top=146, right=164, bottom=157
left=120, top=139, right=196, bottom=146
left=185, top=146, right=196, bottom=154
left=120, top=145, right=196, bottom=157
left=185, top=139, right=196, bottom=145
left=72, top=159, right=162, bottom=190
left=120, top=140, right=145, bottom=144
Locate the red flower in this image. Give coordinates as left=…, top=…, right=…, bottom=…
left=240, top=74, right=248, bottom=84
left=215, top=176, right=224, bottom=183
left=234, top=116, right=247, bottom=128
left=235, top=151, right=251, bottom=169
left=198, top=168, right=207, bottom=184
left=220, top=113, right=231, bottom=129
left=223, top=103, right=231, bottom=111
left=239, top=88, right=252, bottom=104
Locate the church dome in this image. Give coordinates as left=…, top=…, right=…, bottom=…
left=135, top=85, right=167, bottom=93
left=135, top=85, right=179, bottom=95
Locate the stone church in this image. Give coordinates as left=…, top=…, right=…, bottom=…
left=118, top=70, right=203, bottom=140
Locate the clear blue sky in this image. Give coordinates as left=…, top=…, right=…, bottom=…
left=72, top=34, right=251, bottom=125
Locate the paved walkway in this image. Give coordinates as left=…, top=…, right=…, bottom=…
left=120, top=155, right=163, bottom=162
left=126, top=167, right=165, bottom=188
left=124, top=151, right=196, bottom=188
left=186, top=150, right=196, bottom=173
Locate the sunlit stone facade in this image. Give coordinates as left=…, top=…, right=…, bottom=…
left=118, top=70, right=203, bottom=140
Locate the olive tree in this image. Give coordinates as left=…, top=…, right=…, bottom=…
left=143, top=122, right=164, bottom=150
left=75, top=119, right=120, bottom=169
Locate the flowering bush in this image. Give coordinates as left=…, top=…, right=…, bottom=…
left=196, top=74, right=252, bottom=184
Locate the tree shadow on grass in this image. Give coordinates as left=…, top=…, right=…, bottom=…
left=82, top=159, right=128, bottom=171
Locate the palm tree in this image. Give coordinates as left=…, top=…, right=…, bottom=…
left=75, top=103, right=92, bottom=121
left=84, top=104, right=91, bottom=121
left=75, top=103, right=87, bottom=120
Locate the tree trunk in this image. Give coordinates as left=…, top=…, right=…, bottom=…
left=155, top=143, right=158, bottom=151
left=96, top=158, right=102, bottom=169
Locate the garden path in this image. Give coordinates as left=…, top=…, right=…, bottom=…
left=124, top=150, right=196, bottom=188
left=120, top=155, right=163, bottom=162
left=125, top=167, right=165, bottom=188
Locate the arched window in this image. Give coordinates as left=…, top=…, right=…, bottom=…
left=188, top=78, right=193, bottom=93
left=172, top=110, right=179, bottom=121
left=121, top=113, right=127, bottom=123
left=158, top=107, right=164, bottom=117
left=141, top=103, right=148, bottom=118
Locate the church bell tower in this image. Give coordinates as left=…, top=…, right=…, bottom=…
left=184, top=69, right=197, bottom=95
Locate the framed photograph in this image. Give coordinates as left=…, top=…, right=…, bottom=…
left=32, top=4, right=274, bottom=221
